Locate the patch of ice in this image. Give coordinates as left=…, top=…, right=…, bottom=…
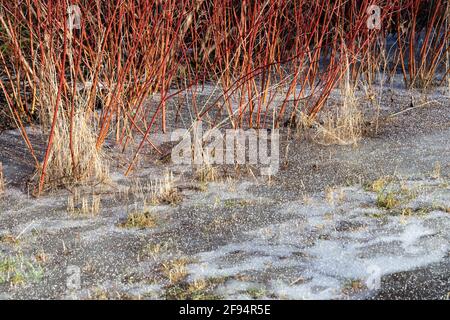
left=215, top=280, right=260, bottom=297
left=188, top=241, right=303, bottom=280
left=189, top=255, right=297, bottom=280
left=185, top=179, right=449, bottom=299
left=270, top=276, right=341, bottom=300
left=13, top=218, right=95, bottom=235
left=183, top=181, right=267, bottom=208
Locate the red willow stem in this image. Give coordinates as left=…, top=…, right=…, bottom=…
left=1, top=0, right=449, bottom=192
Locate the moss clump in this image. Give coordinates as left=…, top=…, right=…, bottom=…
left=119, top=210, right=157, bottom=229
left=376, top=191, right=401, bottom=210
left=0, top=254, right=44, bottom=287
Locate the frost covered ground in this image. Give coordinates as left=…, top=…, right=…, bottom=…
left=0, top=86, right=449, bottom=300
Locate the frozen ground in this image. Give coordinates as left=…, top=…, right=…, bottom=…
left=0, top=86, right=449, bottom=300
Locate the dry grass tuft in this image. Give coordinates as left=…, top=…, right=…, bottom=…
left=195, top=165, right=218, bottom=183
left=1, top=0, right=449, bottom=193
left=149, top=171, right=182, bottom=205
left=161, top=258, right=189, bottom=284
left=124, top=172, right=182, bottom=206
left=67, top=190, right=101, bottom=216
left=313, top=94, right=363, bottom=146
left=164, top=277, right=224, bottom=300
left=143, top=242, right=171, bottom=261
left=309, top=53, right=363, bottom=146
left=0, top=234, right=19, bottom=246
left=376, top=191, right=401, bottom=210
left=306, top=103, right=363, bottom=146
left=365, top=176, right=417, bottom=211
left=431, top=162, right=441, bottom=180
left=342, top=279, right=367, bottom=295
left=119, top=210, right=157, bottom=229
left=30, top=56, right=109, bottom=194
left=38, top=110, right=109, bottom=191
left=325, top=186, right=345, bottom=206
left=366, top=177, right=392, bottom=193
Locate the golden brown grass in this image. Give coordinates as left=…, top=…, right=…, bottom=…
left=0, top=234, right=19, bottom=246
left=161, top=258, right=189, bottom=284
left=371, top=177, right=418, bottom=211
left=431, top=162, right=441, bottom=180
left=1, top=0, right=449, bottom=196
left=160, top=257, right=225, bottom=300
left=164, top=278, right=224, bottom=300
left=342, top=279, right=367, bottom=295
left=376, top=191, right=401, bottom=210
left=308, top=53, right=363, bottom=146
left=34, top=250, right=48, bottom=264
left=123, top=172, right=182, bottom=206
left=38, top=110, right=109, bottom=191
left=67, top=190, right=101, bottom=216
left=149, top=171, right=182, bottom=205
left=195, top=165, right=218, bottom=183
left=143, top=242, right=172, bottom=261
left=325, top=186, right=345, bottom=206
left=119, top=210, right=157, bottom=229
left=31, top=52, right=109, bottom=194
left=312, top=99, right=363, bottom=146
left=366, top=177, right=392, bottom=193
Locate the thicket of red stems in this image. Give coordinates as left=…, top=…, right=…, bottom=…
left=0, top=0, right=449, bottom=191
